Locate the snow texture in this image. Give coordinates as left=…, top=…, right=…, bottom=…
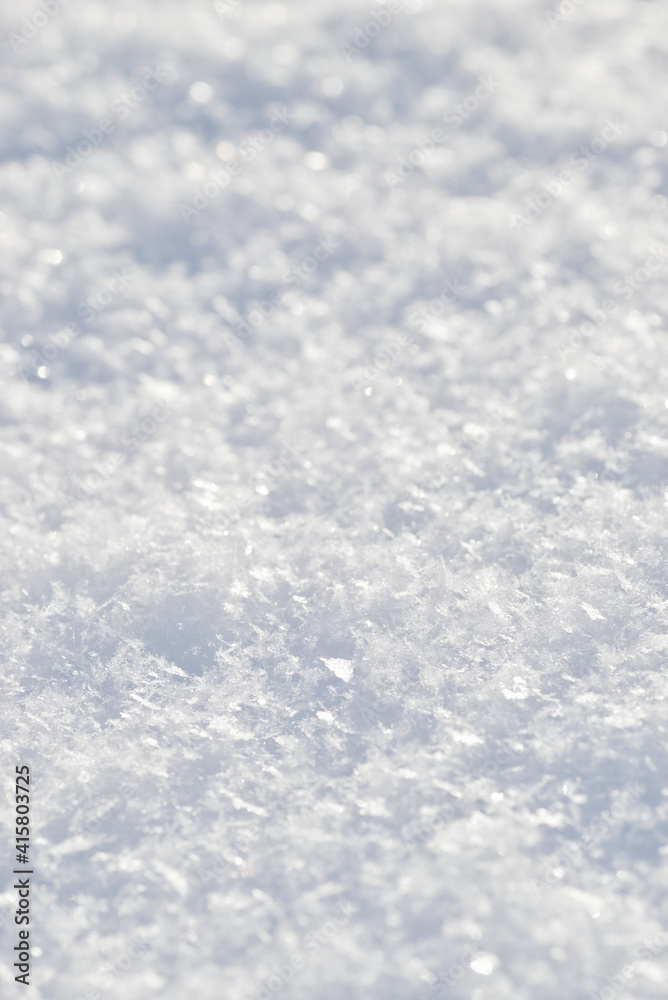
left=1, top=0, right=668, bottom=998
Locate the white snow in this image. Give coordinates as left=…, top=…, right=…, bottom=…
left=1, top=0, right=668, bottom=999
left=321, top=657, right=354, bottom=682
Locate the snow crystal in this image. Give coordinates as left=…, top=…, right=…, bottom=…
left=1, top=0, right=668, bottom=998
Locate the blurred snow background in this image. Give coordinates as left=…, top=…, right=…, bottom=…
left=1, top=0, right=668, bottom=997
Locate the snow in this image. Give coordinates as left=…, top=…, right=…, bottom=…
left=1, top=0, right=668, bottom=998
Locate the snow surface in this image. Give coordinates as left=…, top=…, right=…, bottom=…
left=1, top=0, right=668, bottom=998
